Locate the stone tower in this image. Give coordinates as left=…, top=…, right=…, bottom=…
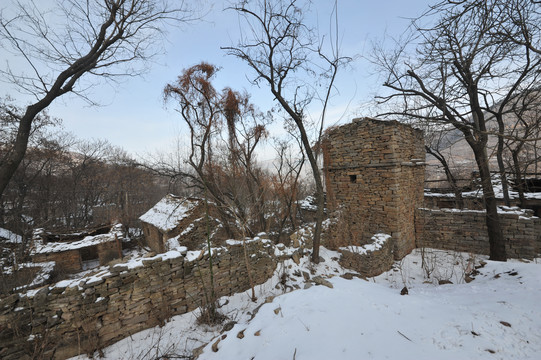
left=323, top=118, right=425, bottom=259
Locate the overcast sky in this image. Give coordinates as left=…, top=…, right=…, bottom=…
left=0, top=0, right=433, bottom=160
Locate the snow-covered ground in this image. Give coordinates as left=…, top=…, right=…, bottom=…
left=70, top=248, right=541, bottom=360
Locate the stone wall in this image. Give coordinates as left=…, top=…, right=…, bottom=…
left=97, top=239, right=122, bottom=266
left=324, top=118, right=425, bottom=259
left=142, top=223, right=165, bottom=253
left=0, top=240, right=277, bottom=360
left=338, top=234, right=394, bottom=277
left=32, top=250, right=81, bottom=273
left=415, top=208, right=541, bottom=259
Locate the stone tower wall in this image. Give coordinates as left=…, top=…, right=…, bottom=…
left=323, top=118, right=425, bottom=259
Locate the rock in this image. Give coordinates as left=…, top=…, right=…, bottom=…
left=438, top=279, right=453, bottom=285
left=475, top=260, right=487, bottom=269
left=400, top=286, right=408, bottom=295
left=211, top=338, right=220, bottom=352
left=254, top=330, right=261, bottom=336
left=304, top=283, right=312, bottom=290
left=291, top=252, right=300, bottom=265
left=33, top=287, right=49, bottom=307
left=340, top=273, right=354, bottom=280
left=302, top=271, right=310, bottom=281
left=237, top=329, right=245, bottom=339
left=0, top=294, right=19, bottom=309
left=464, top=275, right=475, bottom=283
left=312, top=276, right=333, bottom=288
left=274, top=307, right=281, bottom=315
left=192, top=344, right=206, bottom=358
left=265, top=296, right=275, bottom=303
left=222, top=321, right=236, bottom=332
left=500, top=321, right=511, bottom=327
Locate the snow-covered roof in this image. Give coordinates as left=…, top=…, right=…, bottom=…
left=0, top=227, right=22, bottom=244
left=139, top=195, right=201, bottom=232
left=31, top=224, right=123, bottom=255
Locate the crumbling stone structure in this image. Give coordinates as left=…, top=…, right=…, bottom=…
left=338, top=233, right=395, bottom=277
left=139, top=195, right=204, bottom=253
left=0, top=240, right=276, bottom=360
left=324, top=118, right=425, bottom=260
left=30, top=225, right=123, bottom=273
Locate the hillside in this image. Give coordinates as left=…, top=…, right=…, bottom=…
left=70, top=247, right=541, bottom=360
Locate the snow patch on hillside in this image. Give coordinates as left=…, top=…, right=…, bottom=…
left=70, top=248, right=541, bottom=360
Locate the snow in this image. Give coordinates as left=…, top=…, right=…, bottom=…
left=165, top=236, right=181, bottom=251
left=0, top=227, right=22, bottom=244
left=185, top=250, right=203, bottom=262
left=11, top=261, right=55, bottom=291
left=69, top=247, right=541, bottom=360
left=139, top=195, right=200, bottom=232
left=419, top=206, right=537, bottom=218
left=225, top=237, right=272, bottom=246
left=113, top=248, right=187, bottom=270
left=298, top=196, right=318, bottom=212
left=31, top=224, right=124, bottom=255
left=340, top=232, right=391, bottom=254
left=48, top=268, right=113, bottom=291
left=425, top=174, right=541, bottom=201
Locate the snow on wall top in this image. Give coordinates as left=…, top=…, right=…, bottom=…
left=340, top=233, right=391, bottom=255
left=139, top=195, right=200, bottom=233
left=30, top=224, right=123, bottom=255
left=0, top=227, right=22, bottom=244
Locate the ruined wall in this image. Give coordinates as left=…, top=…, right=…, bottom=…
left=142, top=223, right=166, bottom=253
left=324, top=118, right=425, bottom=259
left=32, top=250, right=82, bottom=273
left=338, top=234, right=394, bottom=277
left=0, top=240, right=277, bottom=360
left=97, top=240, right=122, bottom=266
left=415, top=208, right=541, bottom=259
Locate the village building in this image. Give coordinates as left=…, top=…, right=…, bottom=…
left=30, top=224, right=124, bottom=273
left=0, top=227, right=22, bottom=253
left=139, top=195, right=205, bottom=253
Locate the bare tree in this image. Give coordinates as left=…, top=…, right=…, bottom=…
left=271, top=137, right=305, bottom=242
left=424, top=126, right=465, bottom=209
left=503, top=89, right=541, bottom=207
left=163, top=63, right=272, bottom=239
left=375, top=0, right=541, bottom=261
left=0, top=0, right=198, bottom=198
left=224, top=0, right=350, bottom=263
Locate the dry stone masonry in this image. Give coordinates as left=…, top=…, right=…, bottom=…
left=324, top=118, right=425, bottom=260
left=338, top=233, right=394, bottom=277
left=416, top=207, right=541, bottom=259
left=0, top=240, right=276, bottom=360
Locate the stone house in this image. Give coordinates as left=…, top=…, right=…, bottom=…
left=30, top=224, right=123, bottom=273
left=139, top=195, right=205, bottom=253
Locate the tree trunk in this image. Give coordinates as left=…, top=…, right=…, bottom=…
left=473, top=145, right=507, bottom=261
left=272, top=93, right=324, bottom=263
left=425, top=146, right=464, bottom=209
left=511, top=149, right=526, bottom=208
left=292, top=119, right=324, bottom=263
left=0, top=111, right=35, bottom=197
left=496, top=117, right=511, bottom=206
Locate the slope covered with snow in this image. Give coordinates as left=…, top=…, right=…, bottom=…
left=71, top=248, right=541, bottom=360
